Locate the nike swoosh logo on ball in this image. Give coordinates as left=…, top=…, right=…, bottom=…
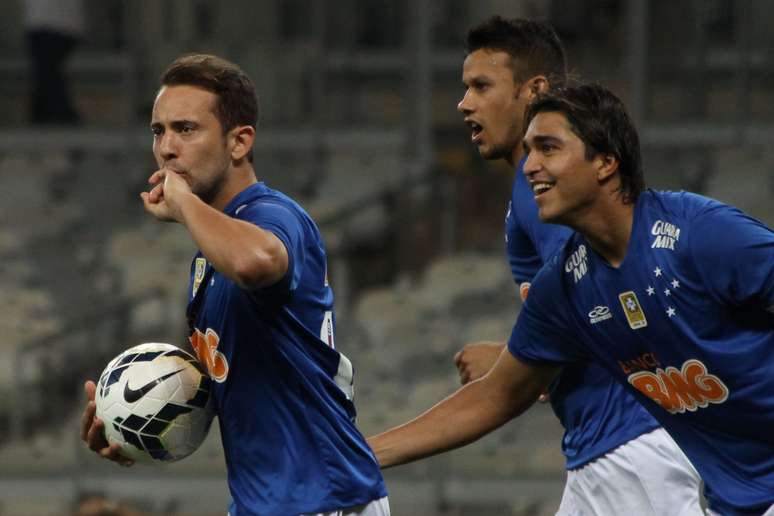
left=123, top=368, right=185, bottom=403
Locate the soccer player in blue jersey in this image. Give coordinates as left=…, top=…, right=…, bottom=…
left=451, top=17, right=703, bottom=514
left=80, top=54, right=389, bottom=516
left=368, top=83, right=774, bottom=515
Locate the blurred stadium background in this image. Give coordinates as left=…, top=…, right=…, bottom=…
left=0, top=0, right=772, bottom=514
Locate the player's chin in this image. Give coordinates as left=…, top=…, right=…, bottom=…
left=540, top=207, right=572, bottom=226
left=536, top=204, right=559, bottom=224
left=536, top=195, right=567, bottom=223
left=479, top=144, right=507, bottom=161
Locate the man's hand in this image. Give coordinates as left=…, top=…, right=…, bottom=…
left=79, top=380, right=134, bottom=467
left=454, top=341, right=506, bottom=384
left=139, top=169, right=197, bottom=223
left=455, top=341, right=550, bottom=402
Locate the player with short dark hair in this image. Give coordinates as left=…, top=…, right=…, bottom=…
left=369, top=83, right=774, bottom=515
left=454, top=17, right=702, bottom=514
left=161, top=54, right=258, bottom=162
left=80, top=53, right=389, bottom=516
left=466, top=16, right=567, bottom=87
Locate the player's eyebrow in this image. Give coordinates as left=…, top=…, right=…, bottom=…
left=463, top=74, right=492, bottom=87
left=150, top=120, right=199, bottom=132
left=527, top=135, right=562, bottom=149
left=170, top=120, right=198, bottom=130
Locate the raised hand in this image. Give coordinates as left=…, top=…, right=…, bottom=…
left=139, top=168, right=195, bottom=223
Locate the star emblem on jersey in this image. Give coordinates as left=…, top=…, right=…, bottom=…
left=643, top=265, right=681, bottom=320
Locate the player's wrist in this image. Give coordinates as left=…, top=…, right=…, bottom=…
left=176, top=191, right=207, bottom=224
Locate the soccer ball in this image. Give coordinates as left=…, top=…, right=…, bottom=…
left=95, top=342, right=215, bottom=463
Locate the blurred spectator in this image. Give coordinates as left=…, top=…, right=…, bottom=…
left=24, top=0, right=84, bottom=125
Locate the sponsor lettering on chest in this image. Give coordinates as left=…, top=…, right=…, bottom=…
left=626, top=359, right=729, bottom=414
left=651, top=220, right=681, bottom=250
left=190, top=328, right=229, bottom=383
left=565, top=244, right=588, bottom=283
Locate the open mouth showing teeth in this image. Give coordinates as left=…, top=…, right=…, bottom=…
left=532, top=182, right=555, bottom=195
left=467, top=121, right=483, bottom=138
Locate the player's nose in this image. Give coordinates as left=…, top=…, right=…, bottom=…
left=457, top=90, right=473, bottom=114
left=523, top=149, right=540, bottom=176
left=157, top=131, right=179, bottom=161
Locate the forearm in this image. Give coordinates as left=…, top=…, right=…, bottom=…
left=370, top=355, right=555, bottom=468
left=369, top=377, right=518, bottom=468
left=177, top=193, right=287, bottom=289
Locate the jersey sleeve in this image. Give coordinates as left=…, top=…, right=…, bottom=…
left=689, top=203, right=774, bottom=311
left=506, top=199, right=543, bottom=285
left=236, top=200, right=306, bottom=296
left=507, top=260, right=590, bottom=366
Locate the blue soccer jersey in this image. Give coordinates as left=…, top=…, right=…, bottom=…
left=509, top=189, right=774, bottom=514
left=186, top=183, right=387, bottom=515
left=506, top=163, right=659, bottom=469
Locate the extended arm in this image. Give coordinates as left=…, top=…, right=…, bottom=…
left=369, top=348, right=559, bottom=468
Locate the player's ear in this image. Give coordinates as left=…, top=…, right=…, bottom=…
left=521, top=75, right=549, bottom=101
left=230, top=125, right=255, bottom=162
left=596, top=153, right=619, bottom=182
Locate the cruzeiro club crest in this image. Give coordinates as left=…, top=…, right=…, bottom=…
left=619, top=291, right=647, bottom=329
left=192, top=257, right=207, bottom=296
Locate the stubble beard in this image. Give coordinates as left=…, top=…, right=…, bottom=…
left=194, top=156, right=232, bottom=206
left=200, top=133, right=236, bottom=202
left=482, top=141, right=514, bottom=162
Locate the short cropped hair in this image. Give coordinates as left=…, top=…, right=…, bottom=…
left=466, top=16, right=567, bottom=87
left=525, top=84, right=645, bottom=204
left=161, top=54, right=258, bottom=160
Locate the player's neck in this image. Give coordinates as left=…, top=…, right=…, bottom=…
left=508, top=143, right=525, bottom=167
left=573, top=196, right=635, bottom=268
left=210, top=163, right=258, bottom=211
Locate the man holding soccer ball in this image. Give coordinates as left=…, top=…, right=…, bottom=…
left=80, top=54, right=389, bottom=516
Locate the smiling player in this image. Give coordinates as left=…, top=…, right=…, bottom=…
left=453, top=17, right=703, bottom=514
left=368, top=83, right=774, bottom=515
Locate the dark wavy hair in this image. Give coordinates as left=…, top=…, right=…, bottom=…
left=466, top=16, right=567, bottom=87
left=161, top=54, right=258, bottom=161
left=525, top=84, right=645, bottom=204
